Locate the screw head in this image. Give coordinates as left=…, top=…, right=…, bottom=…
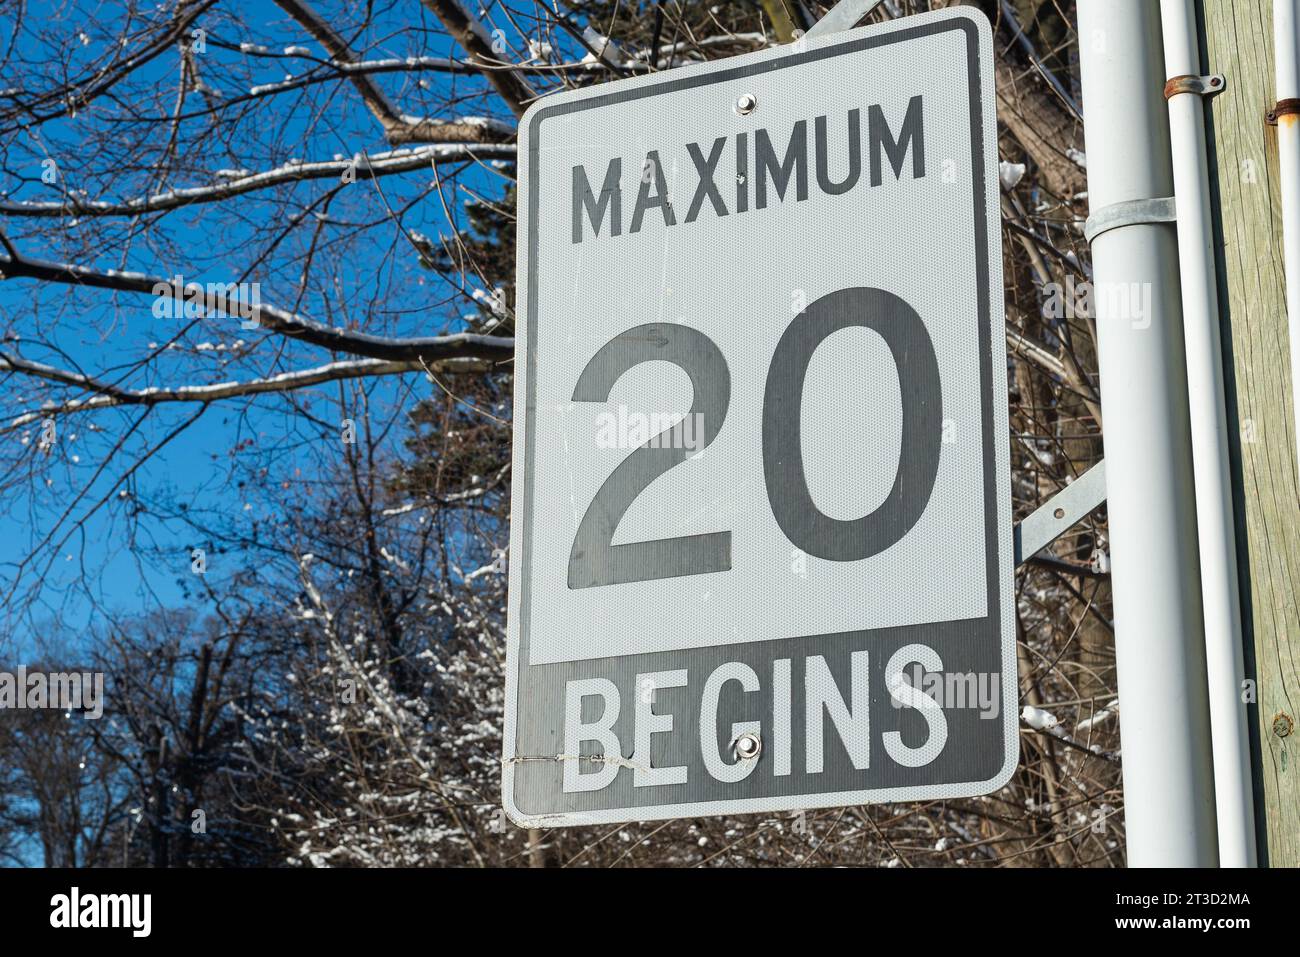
left=735, top=93, right=757, bottom=116
left=1053, top=507, right=1066, bottom=520
left=735, top=731, right=762, bottom=759
left=1273, top=712, right=1294, bottom=738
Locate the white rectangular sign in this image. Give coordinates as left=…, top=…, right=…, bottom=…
left=504, top=8, right=1015, bottom=826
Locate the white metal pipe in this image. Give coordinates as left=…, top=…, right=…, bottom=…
left=1160, top=0, right=1258, bottom=868
left=1276, top=1, right=1300, bottom=484
left=1077, top=0, right=1219, bottom=866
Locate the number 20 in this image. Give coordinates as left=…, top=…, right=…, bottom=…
left=566, top=287, right=943, bottom=589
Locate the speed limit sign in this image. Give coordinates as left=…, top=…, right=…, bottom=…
left=503, top=7, right=1015, bottom=826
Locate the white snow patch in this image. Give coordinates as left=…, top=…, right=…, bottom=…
left=999, top=160, right=1026, bottom=191
left=1077, top=699, right=1119, bottom=732
left=1021, top=705, right=1059, bottom=731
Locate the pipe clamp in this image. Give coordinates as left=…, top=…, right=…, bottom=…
left=1266, top=98, right=1300, bottom=125
left=1164, top=73, right=1226, bottom=99
left=1084, top=197, right=1178, bottom=244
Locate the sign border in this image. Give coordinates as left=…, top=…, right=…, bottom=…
left=503, top=6, right=1015, bottom=827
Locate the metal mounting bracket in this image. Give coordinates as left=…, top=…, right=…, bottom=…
left=1266, top=97, right=1300, bottom=125
left=1164, top=73, right=1227, bottom=99
left=1083, top=197, right=1177, bottom=244
left=1013, top=460, right=1108, bottom=567
left=803, top=0, right=884, bottom=39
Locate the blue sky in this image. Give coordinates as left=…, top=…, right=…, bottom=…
left=0, top=0, right=529, bottom=652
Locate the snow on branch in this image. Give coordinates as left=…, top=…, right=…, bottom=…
left=243, top=55, right=470, bottom=97
left=0, top=237, right=514, bottom=365
left=272, top=0, right=514, bottom=146
left=1021, top=705, right=1120, bottom=763
left=417, top=0, right=536, bottom=117
left=0, top=142, right=514, bottom=219
left=1, top=354, right=491, bottom=429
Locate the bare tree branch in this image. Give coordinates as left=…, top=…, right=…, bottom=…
left=417, top=0, right=537, bottom=115
left=1, top=352, right=491, bottom=428
left=0, top=241, right=514, bottom=364
left=0, top=142, right=514, bottom=218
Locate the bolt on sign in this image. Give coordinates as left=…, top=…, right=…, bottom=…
left=503, top=7, right=1014, bottom=826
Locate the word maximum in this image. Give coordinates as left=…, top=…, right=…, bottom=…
left=571, top=96, right=926, bottom=244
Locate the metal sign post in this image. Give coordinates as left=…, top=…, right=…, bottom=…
left=503, top=8, right=1016, bottom=826
left=1076, top=0, right=1219, bottom=866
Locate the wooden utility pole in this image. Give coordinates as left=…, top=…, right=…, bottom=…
left=1203, top=0, right=1300, bottom=866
